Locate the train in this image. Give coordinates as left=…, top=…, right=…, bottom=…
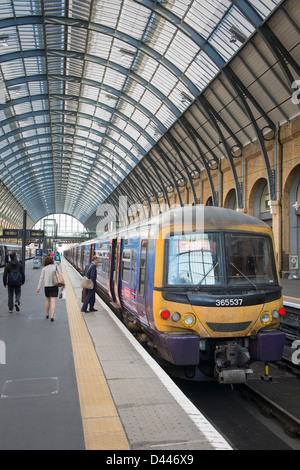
left=0, top=243, right=35, bottom=267
left=64, top=205, right=286, bottom=384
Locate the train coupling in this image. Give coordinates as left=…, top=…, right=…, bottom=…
left=215, top=342, right=253, bottom=384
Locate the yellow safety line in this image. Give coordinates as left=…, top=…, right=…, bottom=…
left=61, top=263, right=130, bottom=450
left=283, top=295, right=300, bottom=303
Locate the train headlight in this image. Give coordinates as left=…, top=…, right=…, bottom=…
left=182, top=313, right=196, bottom=327
left=272, top=309, right=279, bottom=319
left=171, top=312, right=181, bottom=322
left=261, top=312, right=272, bottom=325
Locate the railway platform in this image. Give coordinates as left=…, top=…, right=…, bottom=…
left=282, top=278, right=300, bottom=308
left=0, top=259, right=231, bottom=451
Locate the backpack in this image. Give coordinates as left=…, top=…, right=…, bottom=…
left=9, top=265, right=22, bottom=286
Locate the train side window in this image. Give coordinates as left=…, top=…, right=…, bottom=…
left=102, top=251, right=108, bottom=273
left=122, top=249, right=131, bottom=283
left=131, top=250, right=135, bottom=285
left=138, top=240, right=148, bottom=297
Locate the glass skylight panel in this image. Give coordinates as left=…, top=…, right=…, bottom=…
left=14, top=102, right=32, bottom=115
left=151, top=65, right=177, bottom=97
left=13, top=0, right=42, bottom=16
left=47, top=56, right=64, bottom=74
left=137, top=134, right=151, bottom=153
left=184, top=0, right=231, bottom=40
left=140, top=90, right=161, bottom=115
left=130, top=108, right=150, bottom=129
left=103, top=68, right=126, bottom=92
left=45, top=25, right=65, bottom=50
left=117, top=0, right=151, bottom=41
left=208, top=6, right=254, bottom=61
left=18, top=24, right=44, bottom=50
left=67, top=26, right=87, bottom=53
left=119, top=101, right=134, bottom=119
left=185, top=50, right=219, bottom=91
left=135, top=54, right=157, bottom=82
left=87, top=31, right=112, bottom=60
left=84, top=62, right=105, bottom=83
left=0, top=1, right=13, bottom=19
left=1, top=59, right=24, bottom=80
left=156, top=104, right=177, bottom=129
left=91, top=0, right=121, bottom=28
left=69, top=0, right=92, bottom=21
left=82, top=84, right=99, bottom=101
left=0, top=33, right=16, bottom=57
left=164, top=30, right=199, bottom=73
left=44, top=1, right=65, bottom=16
left=248, top=0, right=280, bottom=18
left=24, top=56, right=46, bottom=75
left=29, top=81, right=47, bottom=96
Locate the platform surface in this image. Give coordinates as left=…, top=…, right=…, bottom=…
left=0, top=259, right=231, bottom=450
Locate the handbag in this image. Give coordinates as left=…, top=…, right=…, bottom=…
left=81, top=264, right=94, bottom=290
left=81, top=276, right=94, bottom=290
left=52, top=267, right=65, bottom=287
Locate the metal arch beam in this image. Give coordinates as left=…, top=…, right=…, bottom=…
left=0, top=94, right=147, bottom=166
left=132, top=0, right=226, bottom=69
left=0, top=130, right=136, bottom=178
left=0, top=47, right=181, bottom=119
left=232, top=0, right=300, bottom=115
left=197, top=95, right=244, bottom=209
left=1, top=153, right=117, bottom=213
left=146, top=153, right=172, bottom=209
left=125, top=173, right=149, bottom=219
left=179, top=116, right=219, bottom=206
left=1, top=96, right=158, bottom=151
left=222, top=66, right=277, bottom=201
left=164, top=131, right=200, bottom=205
left=0, top=14, right=200, bottom=98
left=153, top=144, right=184, bottom=207
left=133, top=162, right=161, bottom=215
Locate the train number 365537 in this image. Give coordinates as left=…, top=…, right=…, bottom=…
left=215, top=298, right=243, bottom=306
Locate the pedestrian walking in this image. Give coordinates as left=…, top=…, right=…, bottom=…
left=3, top=253, right=25, bottom=313
left=37, top=256, right=59, bottom=322
left=81, top=255, right=99, bottom=313
left=54, top=251, right=61, bottom=265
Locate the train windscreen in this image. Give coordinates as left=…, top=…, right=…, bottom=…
left=167, top=233, right=222, bottom=286
left=225, top=233, right=277, bottom=287
left=166, top=232, right=278, bottom=288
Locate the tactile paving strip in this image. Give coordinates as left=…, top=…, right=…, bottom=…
left=61, top=263, right=130, bottom=450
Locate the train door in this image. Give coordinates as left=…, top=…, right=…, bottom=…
left=136, top=240, right=148, bottom=321
left=90, top=243, right=95, bottom=263
left=113, top=238, right=122, bottom=308
left=107, top=238, right=116, bottom=301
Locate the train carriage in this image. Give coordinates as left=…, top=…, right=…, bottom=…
left=0, top=243, right=35, bottom=267
left=64, top=206, right=286, bottom=384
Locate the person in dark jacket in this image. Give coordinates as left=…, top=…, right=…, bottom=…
left=81, top=255, right=99, bottom=313
left=5, top=250, right=12, bottom=264
left=3, top=253, right=25, bottom=313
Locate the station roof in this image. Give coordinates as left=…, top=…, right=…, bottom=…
left=0, top=0, right=298, bottom=226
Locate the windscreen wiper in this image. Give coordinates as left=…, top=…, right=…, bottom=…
left=191, top=261, right=219, bottom=291
left=230, top=262, right=258, bottom=290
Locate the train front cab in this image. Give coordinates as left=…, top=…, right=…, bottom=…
left=151, top=214, right=286, bottom=384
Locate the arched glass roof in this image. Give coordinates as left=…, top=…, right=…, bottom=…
left=0, top=0, right=281, bottom=223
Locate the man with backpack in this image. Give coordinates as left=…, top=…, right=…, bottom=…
left=3, top=253, right=25, bottom=313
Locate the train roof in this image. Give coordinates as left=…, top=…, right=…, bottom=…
left=85, top=205, right=269, bottom=245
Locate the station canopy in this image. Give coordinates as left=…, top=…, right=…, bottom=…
left=0, top=0, right=293, bottom=225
